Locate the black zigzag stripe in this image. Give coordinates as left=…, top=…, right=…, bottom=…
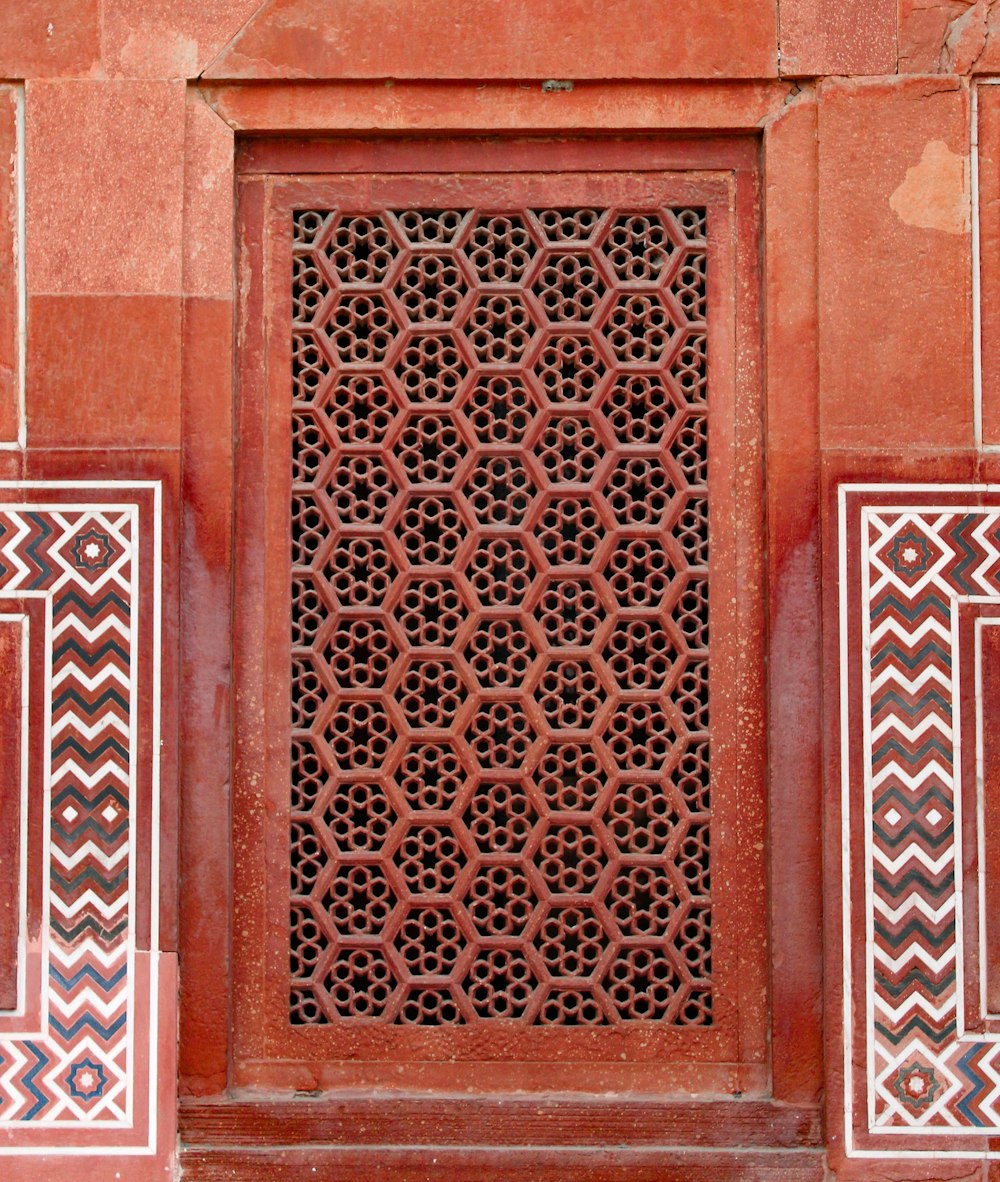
left=871, top=734, right=953, bottom=764
left=53, top=685, right=129, bottom=715
left=876, top=1015, right=955, bottom=1046
left=874, top=916, right=956, bottom=946
left=24, top=513, right=53, bottom=589
left=870, top=688, right=952, bottom=719
left=51, top=814, right=129, bottom=843
left=873, top=818, right=954, bottom=850
left=876, top=968, right=957, bottom=998
left=53, top=589, right=129, bottom=618
left=51, top=916, right=127, bottom=943
left=871, top=591, right=951, bottom=622
left=871, top=639, right=951, bottom=669
left=52, top=734, right=129, bottom=762
left=874, top=867, right=955, bottom=897
left=51, top=866, right=128, bottom=894
left=53, top=637, right=129, bottom=666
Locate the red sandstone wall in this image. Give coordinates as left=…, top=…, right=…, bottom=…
left=0, top=2, right=994, bottom=1178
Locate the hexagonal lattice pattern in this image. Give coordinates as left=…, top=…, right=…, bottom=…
left=322, top=374, right=399, bottom=446
left=325, top=618, right=397, bottom=689
left=535, top=412, right=604, bottom=486
left=394, top=253, right=467, bottom=323
left=464, top=617, right=536, bottom=688
left=396, top=656, right=467, bottom=730
left=394, top=741, right=465, bottom=811
left=290, top=202, right=711, bottom=1029
left=392, top=574, right=467, bottom=647
left=463, top=375, right=537, bottom=445
left=535, top=656, right=605, bottom=732
left=533, top=576, right=606, bottom=647
left=536, top=333, right=607, bottom=404
left=393, top=333, right=468, bottom=403
left=464, top=455, right=535, bottom=527
left=533, top=252, right=606, bottom=323
left=397, top=412, right=465, bottom=486
left=325, top=293, right=397, bottom=364
left=394, top=494, right=466, bottom=566
left=326, top=454, right=396, bottom=525
left=322, top=213, right=398, bottom=283
left=464, top=293, right=536, bottom=364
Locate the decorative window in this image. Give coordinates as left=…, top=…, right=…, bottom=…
left=233, top=155, right=765, bottom=1087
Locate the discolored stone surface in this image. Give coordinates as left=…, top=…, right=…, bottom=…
left=817, top=77, right=973, bottom=449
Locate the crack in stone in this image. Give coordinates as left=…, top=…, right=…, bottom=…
left=970, top=0, right=1000, bottom=70
left=936, top=0, right=1000, bottom=72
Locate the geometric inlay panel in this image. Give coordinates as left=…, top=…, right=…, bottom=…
left=841, top=484, right=1000, bottom=1159
left=0, top=482, right=163, bottom=1155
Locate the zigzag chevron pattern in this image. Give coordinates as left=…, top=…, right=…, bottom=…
left=0, top=495, right=155, bottom=1138
left=854, top=501, right=1000, bottom=1138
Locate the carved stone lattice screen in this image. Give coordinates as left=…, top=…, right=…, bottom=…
left=289, top=203, right=712, bottom=1028
left=233, top=163, right=765, bottom=1083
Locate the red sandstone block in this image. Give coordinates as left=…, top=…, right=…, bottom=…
left=103, top=0, right=265, bottom=79
left=25, top=80, right=185, bottom=296
left=184, top=93, right=234, bottom=298
left=969, top=4, right=1000, bottom=72
left=898, top=0, right=956, bottom=72
left=181, top=299, right=232, bottom=646
left=766, top=98, right=820, bottom=489
left=817, top=77, right=973, bottom=450
left=203, top=0, right=778, bottom=80
left=0, top=454, right=23, bottom=480
left=779, top=0, right=896, bottom=76
left=178, top=296, right=233, bottom=1094
left=762, top=95, right=824, bottom=1106
left=0, top=0, right=99, bottom=79
left=26, top=295, right=181, bottom=447
left=0, top=86, right=20, bottom=445
left=211, top=79, right=791, bottom=136
left=831, top=1141, right=986, bottom=1181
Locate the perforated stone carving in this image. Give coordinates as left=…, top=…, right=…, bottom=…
left=290, top=203, right=711, bottom=1029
